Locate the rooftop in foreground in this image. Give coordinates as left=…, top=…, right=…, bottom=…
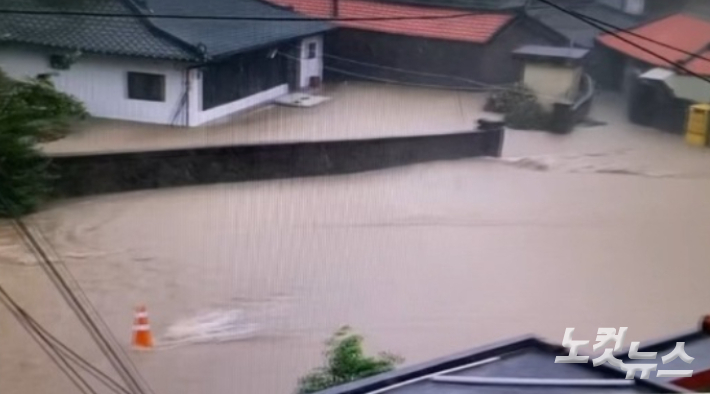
left=314, top=336, right=663, bottom=394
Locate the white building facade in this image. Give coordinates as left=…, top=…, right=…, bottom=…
left=0, top=36, right=324, bottom=127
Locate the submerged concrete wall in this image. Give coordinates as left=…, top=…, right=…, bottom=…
left=50, top=127, right=504, bottom=197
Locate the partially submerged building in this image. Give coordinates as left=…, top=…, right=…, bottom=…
left=596, top=13, right=710, bottom=132
left=268, top=0, right=565, bottom=87
left=0, top=0, right=333, bottom=126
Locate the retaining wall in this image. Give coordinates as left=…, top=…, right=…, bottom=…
left=50, top=128, right=504, bottom=197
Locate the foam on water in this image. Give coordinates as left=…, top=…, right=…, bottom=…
left=160, top=308, right=260, bottom=348
left=497, top=152, right=676, bottom=178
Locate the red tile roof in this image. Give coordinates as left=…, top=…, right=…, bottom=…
left=598, top=14, right=710, bottom=75
left=684, top=50, right=710, bottom=76
left=267, top=0, right=514, bottom=44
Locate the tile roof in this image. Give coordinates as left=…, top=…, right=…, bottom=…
left=376, top=0, right=527, bottom=11
left=267, top=0, right=515, bottom=44
left=513, top=45, right=589, bottom=61
left=0, top=0, right=196, bottom=60
left=144, top=0, right=334, bottom=58
left=684, top=50, right=710, bottom=76
left=527, top=0, right=642, bottom=48
left=598, top=14, right=710, bottom=75
left=0, top=0, right=333, bottom=60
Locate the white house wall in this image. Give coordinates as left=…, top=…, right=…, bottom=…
left=0, top=36, right=324, bottom=127
left=188, top=75, right=288, bottom=127
left=0, top=45, right=188, bottom=125
left=189, top=35, right=324, bottom=126
left=299, top=36, right=323, bottom=89
left=522, top=63, right=580, bottom=109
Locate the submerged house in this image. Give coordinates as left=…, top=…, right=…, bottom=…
left=0, top=0, right=333, bottom=126
left=596, top=13, right=710, bottom=132
left=268, top=0, right=566, bottom=87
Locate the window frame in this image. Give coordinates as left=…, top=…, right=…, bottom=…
left=127, top=71, right=166, bottom=102
left=307, top=42, right=317, bottom=60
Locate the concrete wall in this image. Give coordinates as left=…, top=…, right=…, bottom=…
left=0, top=45, right=188, bottom=125
left=190, top=79, right=289, bottom=127
left=50, top=129, right=504, bottom=197
left=665, top=74, right=710, bottom=103
left=323, top=19, right=566, bottom=87
left=522, top=63, right=581, bottom=109
left=598, top=0, right=646, bottom=15
left=298, top=35, right=324, bottom=89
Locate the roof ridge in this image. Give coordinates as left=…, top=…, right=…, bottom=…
left=118, top=0, right=206, bottom=60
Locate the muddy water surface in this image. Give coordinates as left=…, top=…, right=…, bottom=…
left=3, top=96, right=710, bottom=394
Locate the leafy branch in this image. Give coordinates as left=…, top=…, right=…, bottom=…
left=297, top=326, right=403, bottom=394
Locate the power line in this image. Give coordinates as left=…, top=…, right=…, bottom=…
left=545, top=4, right=710, bottom=64
left=534, top=0, right=710, bottom=85
left=0, top=8, right=481, bottom=22
left=0, top=285, right=98, bottom=394
left=29, top=225, right=156, bottom=394
left=0, top=192, right=151, bottom=394
left=0, top=284, right=131, bottom=394
left=281, top=49, right=568, bottom=101
left=20, top=308, right=133, bottom=394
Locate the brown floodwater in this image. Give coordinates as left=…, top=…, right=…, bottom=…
left=3, top=94, right=710, bottom=394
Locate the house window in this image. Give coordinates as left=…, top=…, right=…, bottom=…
left=127, top=72, right=165, bottom=102
left=307, top=42, right=317, bottom=59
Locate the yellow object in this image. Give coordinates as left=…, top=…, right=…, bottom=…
left=686, top=104, right=710, bottom=146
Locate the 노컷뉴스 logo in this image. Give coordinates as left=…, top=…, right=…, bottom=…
left=555, top=328, right=694, bottom=379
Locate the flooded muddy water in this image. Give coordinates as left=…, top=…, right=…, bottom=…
left=4, top=94, right=710, bottom=394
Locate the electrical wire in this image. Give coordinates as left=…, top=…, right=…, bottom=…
left=0, top=286, right=131, bottom=394
left=534, top=0, right=710, bottom=85
left=20, top=310, right=134, bottom=394
left=0, top=8, right=482, bottom=22
left=317, top=51, right=496, bottom=88
left=0, top=192, right=151, bottom=394
left=536, top=2, right=710, bottom=64
left=0, top=285, right=98, bottom=394
left=280, top=50, right=569, bottom=102
left=28, top=225, right=156, bottom=394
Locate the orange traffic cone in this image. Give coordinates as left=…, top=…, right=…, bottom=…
left=132, top=305, right=154, bottom=350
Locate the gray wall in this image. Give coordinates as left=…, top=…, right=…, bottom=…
left=50, top=129, right=504, bottom=197
left=323, top=18, right=566, bottom=87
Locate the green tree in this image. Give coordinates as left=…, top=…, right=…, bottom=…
left=0, top=69, right=86, bottom=217
left=297, top=326, right=403, bottom=394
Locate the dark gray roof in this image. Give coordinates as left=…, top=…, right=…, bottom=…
left=527, top=0, right=642, bottom=48
left=0, top=0, right=195, bottom=60
left=513, top=45, right=589, bottom=61
left=144, top=0, right=334, bottom=58
left=0, top=0, right=333, bottom=60
left=313, top=336, right=669, bottom=394
left=377, top=0, right=527, bottom=10
left=617, top=328, right=710, bottom=391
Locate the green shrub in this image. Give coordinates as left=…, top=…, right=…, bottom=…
left=0, top=69, right=87, bottom=217
left=504, top=98, right=551, bottom=130
left=485, top=85, right=551, bottom=130
left=296, top=326, right=403, bottom=394
left=484, top=84, right=536, bottom=114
